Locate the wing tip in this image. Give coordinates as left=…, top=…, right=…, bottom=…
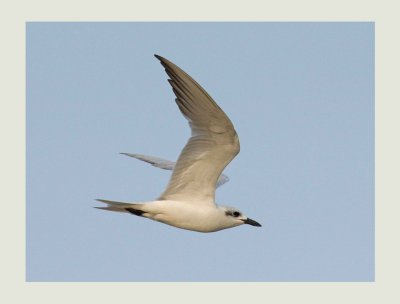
left=120, top=152, right=133, bottom=157
left=154, top=54, right=173, bottom=69
left=154, top=54, right=164, bottom=61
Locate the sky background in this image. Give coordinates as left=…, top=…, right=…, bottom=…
left=26, top=22, right=374, bottom=282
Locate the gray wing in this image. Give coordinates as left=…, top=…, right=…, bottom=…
left=155, top=55, right=240, bottom=204
left=121, top=152, right=230, bottom=188
left=120, top=153, right=175, bottom=170
left=216, top=174, right=230, bottom=188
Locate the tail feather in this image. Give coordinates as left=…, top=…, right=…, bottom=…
left=94, top=206, right=127, bottom=213
left=95, top=199, right=133, bottom=206
left=94, top=199, right=144, bottom=215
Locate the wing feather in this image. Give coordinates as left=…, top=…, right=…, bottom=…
left=121, top=153, right=230, bottom=188
left=154, top=55, right=240, bottom=204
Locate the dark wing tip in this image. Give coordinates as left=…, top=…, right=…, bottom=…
left=154, top=54, right=165, bottom=61
left=154, top=54, right=174, bottom=70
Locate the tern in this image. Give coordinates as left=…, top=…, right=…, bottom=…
left=96, top=55, right=261, bottom=232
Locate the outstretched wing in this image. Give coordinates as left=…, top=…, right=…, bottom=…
left=155, top=55, right=240, bottom=204
left=121, top=152, right=230, bottom=188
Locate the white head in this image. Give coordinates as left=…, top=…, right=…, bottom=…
left=218, top=206, right=262, bottom=230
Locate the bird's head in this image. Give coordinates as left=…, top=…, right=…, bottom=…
left=219, top=206, right=262, bottom=229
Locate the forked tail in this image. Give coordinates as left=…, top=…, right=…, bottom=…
left=94, top=199, right=145, bottom=216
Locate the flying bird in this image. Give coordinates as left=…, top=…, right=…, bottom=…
left=96, top=55, right=261, bottom=232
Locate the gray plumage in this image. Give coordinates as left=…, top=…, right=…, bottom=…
left=154, top=55, right=240, bottom=203
left=120, top=152, right=230, bottom=188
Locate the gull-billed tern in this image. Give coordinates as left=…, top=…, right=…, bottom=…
left=96, top=55, right=261, bottom=232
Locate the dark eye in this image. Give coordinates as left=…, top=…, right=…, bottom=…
left=233, top=211, right=240, bottom=217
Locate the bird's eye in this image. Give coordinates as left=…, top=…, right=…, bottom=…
left=233, top=211, right=240, bottom=217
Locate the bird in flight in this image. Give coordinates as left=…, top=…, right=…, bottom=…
left=96, top=55, right=261, bottom=232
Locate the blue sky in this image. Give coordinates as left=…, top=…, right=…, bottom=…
left=26, top=22, right=374, bottom=281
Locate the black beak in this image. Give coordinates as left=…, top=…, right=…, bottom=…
left=243, top=218, right=262, bottom=227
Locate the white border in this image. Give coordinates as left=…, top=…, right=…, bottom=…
left=2, top=0, right=399, bottom=303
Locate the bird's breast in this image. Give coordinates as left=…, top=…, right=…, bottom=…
left=144, top=200, right=223, bottom=232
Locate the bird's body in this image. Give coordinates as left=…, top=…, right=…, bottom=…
left=97, top=199, right=249, bottom=232
left=96, top=55, right=261, bottom=232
